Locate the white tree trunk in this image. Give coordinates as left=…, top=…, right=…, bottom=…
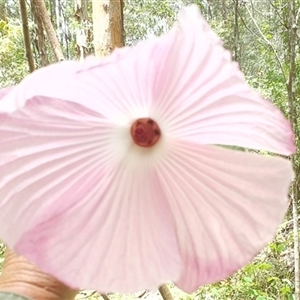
left=92, top=0, right=111, bottom=57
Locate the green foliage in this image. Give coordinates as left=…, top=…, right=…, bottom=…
left=0, top=242, right=5, bottom=274
left=124, top=0, right=181, bottom=45
left=193, top=227, right=295, bottom=300
left=0, top=19, right=29, bottom=86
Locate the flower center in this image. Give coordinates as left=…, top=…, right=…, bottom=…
left=131, top=118, right=161, bottom=147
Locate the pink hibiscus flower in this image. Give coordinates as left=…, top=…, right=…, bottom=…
left=0, top=5, right=295, bottom=294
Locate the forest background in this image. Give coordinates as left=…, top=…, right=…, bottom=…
left=0, top=0, right=299, bottom=299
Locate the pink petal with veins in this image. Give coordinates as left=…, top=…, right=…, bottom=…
left=0, top=4, right=295, bottom=293
left=0, top=97, right=180, bottom=292
left=157, top=141, right=293, bottom=292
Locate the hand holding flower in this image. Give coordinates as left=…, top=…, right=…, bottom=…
left=0, top=249, right=78, bottom=300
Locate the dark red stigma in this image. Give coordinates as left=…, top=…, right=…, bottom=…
left=131, top=118, right=161, bottom=147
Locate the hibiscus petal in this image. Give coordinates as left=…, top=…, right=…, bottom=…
left=156, top=140, right=293, bottom=292
left=0, top=98, right=180, bottom=292
left=0, top=86, right=13, bottom=98
left=0, top=48, right=131, bottom=113
left=0, top=50, right=155, bottom=125
left=0, top=4, right=295, bottom=294
left=1, top=5, right=295, bottom=156
left=1, top=6, right=293, bottom=156
left=148, top=6, right=295, bottom=156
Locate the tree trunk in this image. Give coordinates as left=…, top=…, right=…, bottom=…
left=92, top=0, right=110, bottom=57
left=74, top=0, right=92, bottom=60
left=287, top=0, right=299, bottom=298
left=233, top=0, right=240, bottom=62
left=292, top=190, right=300, bottom=300
left=31, top=0, right=64, bottom=61
left=31, top=0, right=49, bottom=67
left=159, top=284, right=174, bottom=300
left=92, top=0, right=124, bottom=57
left=110, top=0, right=124, bottom=49
left=19, top=0, right=35, bottom=73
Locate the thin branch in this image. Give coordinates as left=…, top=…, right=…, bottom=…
left=238, top=12, right=262, bottom=42
left=19, top=0, right=35, bottom=72
left=296, top=6, right=300, bottom=24
left=279, top=215, right=300, bottom=230
left=244, top=4, right=287, bottom=84
left=137, top=290, right=148, bottom=298
left=101, top=293, right=110, bottom=300
left=31, top=0, right=64, bottom=61
left=266, top=0, right=288, bottom=10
